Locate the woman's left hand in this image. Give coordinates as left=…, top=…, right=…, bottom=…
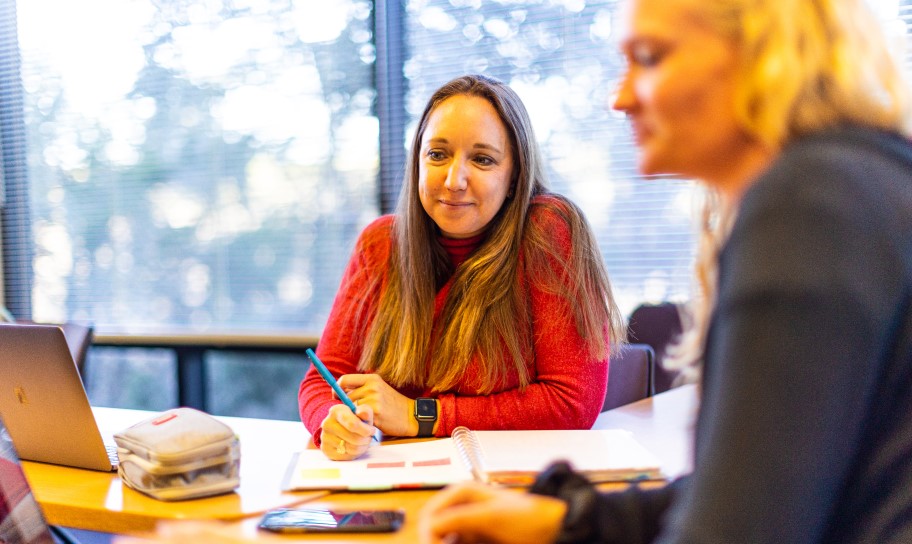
left=338, top=373, right=417, bottom=437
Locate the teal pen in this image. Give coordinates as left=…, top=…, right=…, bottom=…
left=306, top=348, right=358, bottom=413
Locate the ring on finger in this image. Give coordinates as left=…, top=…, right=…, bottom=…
left=336, top=438, right=347, bottom=455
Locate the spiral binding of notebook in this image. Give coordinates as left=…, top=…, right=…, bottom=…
left=452, top=426, right=488, bottom=484
left=450, top=426, right=664, bottom=487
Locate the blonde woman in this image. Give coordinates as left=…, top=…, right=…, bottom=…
left=299, top=74, right=624, bottom=461
left=420, top=0, right=912, bottom=542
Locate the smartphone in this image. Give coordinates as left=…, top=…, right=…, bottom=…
left=258, top=507, right=405, bottom=533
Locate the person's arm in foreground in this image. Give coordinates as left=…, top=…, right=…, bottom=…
left=421, top=463, right=681, bottom=544
left=420, top=482, right=567, bottom=544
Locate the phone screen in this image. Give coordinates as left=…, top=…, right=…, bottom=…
left=258, top=507, right=405, bottom=533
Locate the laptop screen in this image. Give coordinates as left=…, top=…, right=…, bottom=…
left=0, top=414, right=56, bottom=544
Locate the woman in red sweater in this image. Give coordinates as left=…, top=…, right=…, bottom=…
left=298, top=74, right=625, bottom=460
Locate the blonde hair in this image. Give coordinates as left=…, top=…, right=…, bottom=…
left=357, top=74, right=625, bottom=393
left=668, top=0, right=912, bottom=374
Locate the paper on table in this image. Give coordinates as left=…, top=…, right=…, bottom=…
left=284, top=439, right=467, bottom=491
left=283, top=429, right=664, bottom=491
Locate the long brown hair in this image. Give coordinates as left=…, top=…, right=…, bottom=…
left=358, top=74, right=625, bottom=393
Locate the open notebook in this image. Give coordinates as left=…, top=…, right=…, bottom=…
left=283, top=427, right=663, bottom=491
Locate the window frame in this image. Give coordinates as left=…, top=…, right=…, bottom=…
left=0, top=0, right=33, bottom=318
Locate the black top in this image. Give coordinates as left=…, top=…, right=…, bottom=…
left=534, top=125, right=912, bottom=544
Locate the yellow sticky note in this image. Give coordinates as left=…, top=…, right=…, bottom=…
left=296, top=468, right=341, bottom=480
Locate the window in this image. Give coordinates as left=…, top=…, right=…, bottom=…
left=7, top=0, right=378, bottom=333
left=8, top=0, right=909, bottom=331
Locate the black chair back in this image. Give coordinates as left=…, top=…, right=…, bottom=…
left=602, top=343, right=655, bottom=412
left=626, top=303, right=683, bottom=393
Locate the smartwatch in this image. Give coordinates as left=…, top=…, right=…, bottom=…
left=414, top=397, right=437, bottom=437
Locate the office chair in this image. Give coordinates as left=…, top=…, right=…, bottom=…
left=601, top=343, right=655, bottom=412
left=626, top=302, right=684, bottom=393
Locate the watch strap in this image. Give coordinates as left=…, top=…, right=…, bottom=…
left=417, top=418, right=435, bottom=438
left=415, top=397, right=437, bottom=438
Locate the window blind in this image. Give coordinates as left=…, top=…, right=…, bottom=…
left=0, top=0, right=32, bottom=317
left=8, top=0, right=378, bottom=333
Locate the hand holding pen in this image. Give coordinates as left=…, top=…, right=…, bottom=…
left=306, top=348, right=358, bottom=412
left=306, top=349, right=377, bottom=459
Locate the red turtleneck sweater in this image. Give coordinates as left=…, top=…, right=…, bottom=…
left=298, top=195, right=609, bottom=445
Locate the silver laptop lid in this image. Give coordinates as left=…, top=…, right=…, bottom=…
left=0, top=324, right=114, bottom=472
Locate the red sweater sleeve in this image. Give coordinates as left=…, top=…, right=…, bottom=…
left=435, top=199, right=609, bottom=435
left=298, top=216, right=393, bottom=445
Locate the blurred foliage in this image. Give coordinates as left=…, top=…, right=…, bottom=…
left=24, top=0, right=378, bottom=333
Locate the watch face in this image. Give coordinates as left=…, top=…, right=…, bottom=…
left=416, top=398, right=436, bottom=419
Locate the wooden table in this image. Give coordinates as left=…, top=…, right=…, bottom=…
left=26, top=385, right=698, bottom=540
left=184, top=384, right=698, bottom=543
left=23, top=408, right=326, bottom=534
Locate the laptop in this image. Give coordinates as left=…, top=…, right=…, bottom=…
left=0, top=413, right=81, bottom=544
left=0, top=324, right=118, bottom=472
